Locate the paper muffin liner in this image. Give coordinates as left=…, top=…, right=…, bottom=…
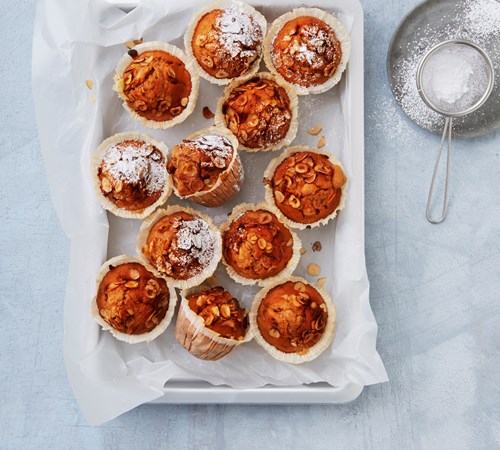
left=170, top=126, right=244, bottom=207
left=249, top=276, right=336, bottom=364
left=184, top=0, right=267, bottom=85
left=263, top=146, right=348, bottom=230
left=136, top=204, right=222, bottom=289
left=215, top=72, right=299, bottom=152
left=263, top=7, right=351, bottom=95
left=174, top=283, right=252, bottom=360
left=91, top=131, right=172, bottom=220
left=91, top=255, right=178, bottom=344
left=220, top=202, right=301, bottom=287
left=113, top=42, right=199, bottom=129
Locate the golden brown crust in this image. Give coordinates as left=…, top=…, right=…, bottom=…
left=187, top=286, right=247, bottom=339
left=96, top=262, right=170, bottom=335
left=221, top=76, right=292, bottom=149
left=191, top=9, right=263, bottom=80
left=120, top=50, right=192, bottom=122
left=266, top=150, right=346, bottom=225
left=97, top=139, right=166, bottom=212
left=250, top=276, right=336, bottom=363
left=222, top=208, right=294, bottom=280
left=167, top=134, right=234, bottom=196
left=141, top=211, right=217, bottom=281
left=271, top=16, right=342, bottom=88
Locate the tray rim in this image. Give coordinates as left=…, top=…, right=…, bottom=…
left=104, top=0, right=365, bottom=406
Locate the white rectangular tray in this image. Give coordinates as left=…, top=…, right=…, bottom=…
left=107, top=0, right=365, bottom=405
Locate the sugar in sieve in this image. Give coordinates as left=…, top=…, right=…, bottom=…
left=416, top=39, right=494, bottom=224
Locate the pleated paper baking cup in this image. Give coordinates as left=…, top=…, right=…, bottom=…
left=184, top=0, right=267, bottom=85
left=220, top=202, right=301, bottom=287
left=91, top=131, right=172, bottom=220
left=174, top=285, right=252, bottom=361
left=263, top=7, right=351, bottom=95
left=114, top=42, right=199, bottom=129
left=215, top=72, right=298, bottom=152
left=249, top=276, right=336, bottom=364
left=263, top=146, right=348, bottom=230
left=137, top=205, right=222, bottom=289
left=91, top=255, right=178, bottom=344
left=169, top=126, right=243, bottom=207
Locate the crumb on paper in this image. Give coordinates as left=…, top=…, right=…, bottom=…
left=90, top=95, right=97, bottom=104
left=317, top=136, right=326, bottom=148
left=317, top=277, right=327, bottom=289
left=86, top=79, right=93, bottom=89
left=312, top=241, right=322, bottom=252
left=299, top=247, right=307, bottom=255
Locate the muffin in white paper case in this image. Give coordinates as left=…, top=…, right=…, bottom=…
left=264, top=7, right=351, bottom=95
left=137, top=205, right=222, bottom=289
left=114, top=41, right=199, bottom=129
left=174, top=283, right=252, bottom=361
left=167, top=126, right=243, bottom=207
left=220, top=202, right=301, bottom=287
left=215, top=72, right=298, bottom=152
left=263, top=146, right=348, bottom=230
left=91, top=131, right=172, bottom=220
left=184, top=0, right=267, bottom=85
left=91, top=255, right=177, bottom=344
left=250, top=277, right=336, bottom=364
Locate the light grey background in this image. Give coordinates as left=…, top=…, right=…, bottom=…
left=1, top=0, right=498, bottom=448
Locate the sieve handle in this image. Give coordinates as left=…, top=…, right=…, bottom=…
left=426, top=117, right=452, bottom=224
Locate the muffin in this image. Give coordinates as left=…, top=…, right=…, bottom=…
left=215, top=72, right=298, bottom=151
left=167, top=126, right=243, bottom=207
left=137, top=205, right=222, bottom=289
left=250, top=277, right=335, bottom=363
left=114, top=42, right=199, bottom=128
left=220, top=203, right=301, bottom=286
left=174, top=285, right=251, bottom=360
left=91, top=255, right=177, bottom=343
left=263, top=146, right=347, bottom=229
left=264, top=8, right=351, bottom=95
left=92, top=132, right=171, bottom=219
left=185, top=0, right=267, bottom=85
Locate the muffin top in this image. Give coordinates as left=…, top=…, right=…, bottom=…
left=97, top=139, right=167, bottom=211
left=96, top=262, right=170, bottom=335
left=222, top=77, right=292, bottom=149
left=223, top=208, right=294, bottom=280
left=121, top=50, right=192, bottom=122
left=191, top=7, right=263, bottom=80
left=271, top=16, right=342, bottom=88
left=167, top=134, right=234, bottom=196
left=257, top=280, right=328, bottom=354
left=267, top=151, right=346, bottom=224
left=187, top=286, right=247, bottom=339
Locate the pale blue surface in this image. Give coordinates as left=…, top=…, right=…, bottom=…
left=1, top=0, right=499, bottom=448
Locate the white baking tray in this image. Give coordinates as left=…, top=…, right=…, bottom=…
left=105, top=0, right=365, bottom=405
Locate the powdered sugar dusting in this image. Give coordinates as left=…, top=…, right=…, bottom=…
left=171, top=218, right=215, bottom=272
left=216, top=7, right=263, bottom=59
left=185, top=134, right=233, bottom=160
left=102, top=141, right=166, bottom=194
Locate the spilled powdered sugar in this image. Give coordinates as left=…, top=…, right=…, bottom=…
left=170, top=218, right=215, bottom=271
left=216, top=7, right=262, bottom=59
left=102, top=142, right=166, bottom=194
left=393, top=0, right=500, bottom=131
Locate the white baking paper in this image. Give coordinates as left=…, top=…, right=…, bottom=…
left=32, top=0, right=388, bottom=425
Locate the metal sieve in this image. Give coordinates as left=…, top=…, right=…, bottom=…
left=416, top=39, right=494, bottom=224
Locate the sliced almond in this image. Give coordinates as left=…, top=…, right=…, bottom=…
left=269, top=328, right=280, bottom=338
left=125, top=38, right=143, bottom=49
left=124, top=280, right=139, bottom=288
left=317, top=136, right=326, bottom=148
left=317, top=277, right=327, bottom=289
left=307, top=124, right=323, bottom=135
left=307, top=263, right=321, bottom=277
left=129, top=269, right=140, bottom=280
left=300, top=247, right=307, bottom=255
